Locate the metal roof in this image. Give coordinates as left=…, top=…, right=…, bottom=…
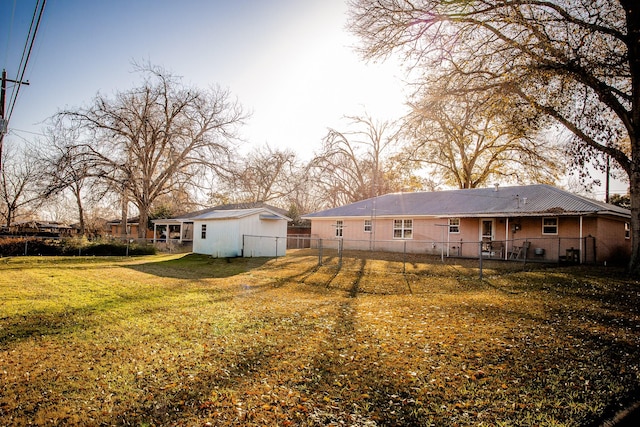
left=168, top=202, right=286, bottom=219
left=152, top=203, right=290, bottom=224
left=302, top=184, right=630, bottom=219
left=190, top=208, right=290, bottom=221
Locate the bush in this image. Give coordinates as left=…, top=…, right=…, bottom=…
left=68, top=239, right=156, bottom=256
left=0, top=237, right=156, bottom=257
left=0, top=237, right=63, bottom=256
left=606, top=245, right=631, bottom=267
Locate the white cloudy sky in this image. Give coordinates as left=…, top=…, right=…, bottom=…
left=1, top=0, right=408, bottom=160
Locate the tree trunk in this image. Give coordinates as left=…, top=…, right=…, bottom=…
left=121, top=191, right=128, bottom=239
left=138, top=209, right=148, bottom=240
left=73, top=188, right=85, bottom=236
left=625, top=0, right=640, bottom=275
left=629, top=158, right=640, bottom=275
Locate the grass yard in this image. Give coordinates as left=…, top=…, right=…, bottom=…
left=1, top=250, right=640, bottom=426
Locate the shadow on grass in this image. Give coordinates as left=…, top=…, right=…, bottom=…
left=125, top=253, right=271, bottom=279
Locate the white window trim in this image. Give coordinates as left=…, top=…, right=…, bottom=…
left=542, top=217, right=558, bottom=235
left=625, top=222, right=631, bottom=239
left=449, top=218, right=460, bottom=234
left=364, top=219, right=372, bottom=233
left=335, top=220, right=344, bottom=238
left=201, top=223, right=207, bottom=239
left=393, top=219, right=413, bottom=239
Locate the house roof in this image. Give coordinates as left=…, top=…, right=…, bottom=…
left=152, top=202, right=289, bottom=222
left=190, top=208, right=291, bottom=221
left=302, top=184, right=630, bottom=219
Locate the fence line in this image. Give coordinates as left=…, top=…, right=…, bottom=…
left=1, top=234, right=596, bottom=267
left=284, top=235, right=595, bottom=265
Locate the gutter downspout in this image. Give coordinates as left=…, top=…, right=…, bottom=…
left=579, top=216, right=583, bottom=264
left=505, top=218, right=510, bottom=260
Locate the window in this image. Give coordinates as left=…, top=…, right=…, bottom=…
left=542, top=217, right=558, bottom=235
left=335, top=220, right=343, bottom=237
left=625, top=222, right=631, bottom=239
left=201, top=224, right=207, bottom=239
left=393, top=219, right=413, bottom=239
left=364, top=219, right=372, bottom=232
left=449, top=218, right=460, bottom=234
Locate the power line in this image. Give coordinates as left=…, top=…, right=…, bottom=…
left=6, top=0, right=46, bottom=123
left=2, top=0, right=18, bottom=66
left=1, top=0, right=46, bottom=172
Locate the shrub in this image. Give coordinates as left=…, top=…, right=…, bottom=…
left=0, top=236, right=156, bottom=257
left=0, top=237, right=63, bottom=256
left=606, top=245, right=631, bottom=267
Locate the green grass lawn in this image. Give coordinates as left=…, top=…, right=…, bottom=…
left=1, top=251, right=639, bottom=426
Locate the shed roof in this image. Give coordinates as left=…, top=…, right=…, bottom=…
left=191, top=208, right=290, bottom=221
left=152, top=203, right=290, bottom=224
left=302, top=184, right=630, bottom=219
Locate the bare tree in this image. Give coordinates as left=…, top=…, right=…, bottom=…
left=309, top=114, right=410, bottom=207
left=39, top=119, right=101, bottom=236
left=348, top=0, right=640, bottom=273
left=218, top=144, right=299, bottom=205
left=404, top=88, right=563, bottom=189
left=0, top=141, right=43, bottom=228
left=62, top=64, right=246, bottom=238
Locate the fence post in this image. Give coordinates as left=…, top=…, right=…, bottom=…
left=318, top=238, right=323, bottom=266
left=24, top=239, right=28, bottom=256
left=338, top=238, right=343, bottom=268
left=403, top=240, right=407, bottom=273
left=275, top=236, right=278, bottom=260
left=478, top=241, right=483, bottom=280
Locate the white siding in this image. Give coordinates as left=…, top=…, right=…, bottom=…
left=193, top=219, right=241, bottom=257
left=242, top=218, right=288, bottom=257
left=192, top=211, right=288, bottom=257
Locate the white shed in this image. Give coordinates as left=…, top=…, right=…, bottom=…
left=191, top=208, right=290, bottom=258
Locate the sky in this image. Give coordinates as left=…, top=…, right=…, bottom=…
left=1, top=0, right=407, bottom=160
left=0, top=0, right=628, bottom=199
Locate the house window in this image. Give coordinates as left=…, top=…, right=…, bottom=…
left=449, top=218, right=460, bottom=234
left=201, top=224, right=207, bottom=239
left=542, top=217, right=558, bottom=235
left=335, top=220, right=343, bottom=237
left=625, top=222, right=631, bottom=239
left=364, top=219, right=372, bottom=232
left=393, top=219, right=413, bottom=239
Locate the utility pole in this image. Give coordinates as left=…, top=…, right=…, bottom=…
left=0, top=69, right=30, bottom=172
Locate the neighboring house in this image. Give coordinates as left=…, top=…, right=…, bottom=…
left=2, top=221, right=76, bottom=237
left=106, top=217, right=154, bottom=239
left=152, top=202, right=290, bottom=245
left=302, top=184, right=632, bottom=264
left=191, top=208, right=290, bottom=257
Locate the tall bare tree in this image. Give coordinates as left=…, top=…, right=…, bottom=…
left=217, top=144, right=299, bottom=205
left=309, top=114, right=412, bottom=207
left=349, top=0, right=640, bottom=273
left=39, top=119, right=99, bottom=236
left=0, top=141, right=42, bottom=228
left=404, top=88, right=563, bottom=188
left=62, top=65, right=246, bottom=238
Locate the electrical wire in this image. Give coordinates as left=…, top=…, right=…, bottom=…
left=6, top=0, right=46, bottom=124
left=2, top=0, right=18, bottom=67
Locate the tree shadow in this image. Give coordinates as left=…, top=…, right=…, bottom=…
left=125, top=253, right=272, bottom=279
